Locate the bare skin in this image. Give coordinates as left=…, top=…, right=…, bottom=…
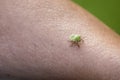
left=0, top=0, right=120, bottom=80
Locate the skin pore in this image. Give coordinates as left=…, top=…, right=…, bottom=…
left=0, top=0, right=120, bottom=79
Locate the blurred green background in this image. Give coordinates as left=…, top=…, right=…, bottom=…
left=72, top=0, right=120, bottom=34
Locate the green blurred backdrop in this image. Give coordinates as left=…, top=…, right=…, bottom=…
left=73, top=0, right=120, bottom=34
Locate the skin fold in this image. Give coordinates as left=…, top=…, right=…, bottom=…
left=0, top=0, right=120, bottom=79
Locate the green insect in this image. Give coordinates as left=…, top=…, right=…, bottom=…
left=69, top=34, right=82, bottom=47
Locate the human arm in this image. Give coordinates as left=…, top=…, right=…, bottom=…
left=0, top=0, right=120, bottom=79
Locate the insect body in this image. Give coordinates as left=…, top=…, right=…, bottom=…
left=69, top=34, right=82, bottom=47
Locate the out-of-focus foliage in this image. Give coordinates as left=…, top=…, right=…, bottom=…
left=73, top=0, right=120, bottom=34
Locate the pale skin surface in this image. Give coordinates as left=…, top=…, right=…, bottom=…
left=0, top=0, right=120, bottom=80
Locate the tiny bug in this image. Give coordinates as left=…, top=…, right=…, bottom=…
left=69, top=34, right=82, bottom=47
